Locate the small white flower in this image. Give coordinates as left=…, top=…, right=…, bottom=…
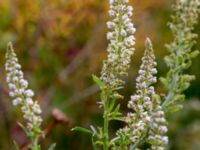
left=151, top=68, right=157, bottom=74
left=121, top=29, right=127, bottom=37
left=25, top=89, right=34, bottom=97
left=20, top=79, right=28, bottom=88
left=26, top=98, right=34, bottom=105
left=107, top=32, right=113, bottom=40
left=9, top=92, right=15, bottom=97
left=12, top=98, right=22, bottom=106
left=107, top=21, right=115, bottom=28
left=13, top=76, right=19, bottom=82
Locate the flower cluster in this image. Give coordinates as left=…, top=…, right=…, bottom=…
left=119, top=39, right=168, bottom=149
left=5, top=42, right=42, bottom=137
left=148, top=97, right=168, bottom=150
left=100, top=0, right=136, bottom=89
left=124, top=38, right=157, bottom=143
left=161, top=0, right=200, bottom=111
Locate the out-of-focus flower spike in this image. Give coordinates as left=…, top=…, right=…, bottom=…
left=5, top=42, right=42, bottom=140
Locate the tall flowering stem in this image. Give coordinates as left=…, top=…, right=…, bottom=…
left=98, top=0, right=136, bottom=149
left=161, top=0, right=200, bottom=112
left=5, top=43, right=42, bottom=149
left=72, top=0, right=135, bottom=149
left=118, top=39, right=168, bottom=149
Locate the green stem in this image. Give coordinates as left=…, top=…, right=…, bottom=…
left=162, top=46, right=181, bottom=108
left=103, top=96, right=109, bottom=150
left=31, top=137, right=39, bottom=150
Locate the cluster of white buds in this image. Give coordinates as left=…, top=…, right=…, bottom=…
left=123, top=38, right=157, bottom=143
left=148, top=97, right=168, bottom=150
left=101, top=0, right=136, bottom=89
left=5, top=42, right=42, bottom=134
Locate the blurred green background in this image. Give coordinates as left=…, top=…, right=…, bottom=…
left=0, top=0, right=199, bottom=149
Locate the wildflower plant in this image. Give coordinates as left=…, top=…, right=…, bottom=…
left=5, top=43, right=56, bottom=150
left=160, top=0, right=200, bottom=113
left=73, top=0, right=136, bottom=149
left=117, top=39, right=168, bottom=150
left=4, top=0, right=200, bottom=149
left=73, top=0, right=200, bottom=149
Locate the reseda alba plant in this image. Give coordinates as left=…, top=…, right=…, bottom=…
left=5, top=43, right=56, bottom=150
left=73, top=0, right=200, bottom=150
left=5, top=0, right=200, bottom=149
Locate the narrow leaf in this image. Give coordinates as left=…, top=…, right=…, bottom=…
left=72, top=126, right=93, bottom=135
left=92, top=75, right=103, bottom=89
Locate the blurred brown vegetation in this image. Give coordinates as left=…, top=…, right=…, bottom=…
left=0, top=0, right=199, bottom=149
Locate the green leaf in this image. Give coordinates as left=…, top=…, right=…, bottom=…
left=183, top=60, right=192, bottom=69
left=72, top=126, right=93, bottom=135
left=48, top=143, right=56, bottom=150
left=178, top=55, right=184, bottom=64
left=164, top=94, right=185, bottom=107
left=92, top=75, right=103, bottom=89
left=167, top=105, right=183, bottom=113
left=108, top=99, right=116, bottom=112
left=160, top=77, right=169, bottom=88
left=114, top=104, right=120, bottom=113
left=179, top=82, right=190, bottom=92
left=189, top=50, right=199, bottom=59
left=181, top=74, right=195, bottom=82
left=164, top=56, right=174, bottom=67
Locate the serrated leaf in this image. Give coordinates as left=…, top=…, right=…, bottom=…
left=72, top=127, right=93, bottom=135
left=48, top=143, right=56, bottom=150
